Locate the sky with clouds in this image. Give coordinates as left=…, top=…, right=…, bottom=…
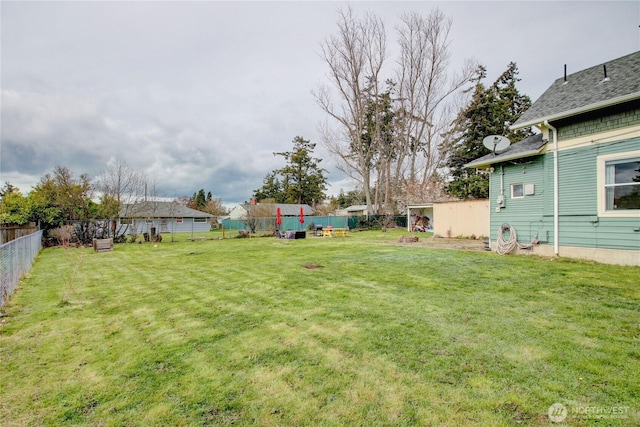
left=1, top=1, right=638, bottom=205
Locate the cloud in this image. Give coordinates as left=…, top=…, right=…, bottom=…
left=2, top=1, right=638, bottom=205
left=2, top=89, right=107, bottom=173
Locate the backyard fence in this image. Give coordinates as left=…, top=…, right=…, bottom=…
left=1, top=223, right=39, bottom=244
left=0, top=230, right=43, bottom=307
left=220, top=214, right=407, bottom=232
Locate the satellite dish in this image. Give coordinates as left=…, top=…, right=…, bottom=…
left=483, top=135, right=511, bottom=154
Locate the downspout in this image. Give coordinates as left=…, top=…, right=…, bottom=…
left=544, top=120, right=559, bottom=256
left=499, top=166, right=505, bottom=207
left=488, top=169, right=492, bottom=244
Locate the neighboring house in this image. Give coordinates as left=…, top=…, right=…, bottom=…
left=334, top=205, right=368, bottom=217
left=228, top=202, right=315, bottom=219
left=118, top=201, right=213, bottom=235
left=465, top=51, right=640, bottom=265
left=345, top=204, right=368, bottom=216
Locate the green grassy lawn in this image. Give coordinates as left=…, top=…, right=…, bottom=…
left=1, top=230, right=638, bottom=426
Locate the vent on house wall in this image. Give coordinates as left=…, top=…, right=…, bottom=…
left=524, top=184, right=535, bottom=196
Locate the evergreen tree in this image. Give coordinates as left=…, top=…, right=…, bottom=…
left=253, top=136, right=327, bottom=205
left=443, top=63, right=533, bottom=199
left=253, top=172, right=285, bottom=202
left=334, top=189, right=365, bottom=208
left=361, top=80, right=397, bottom=212
left=184, top=188, right=226, bottom=215
left=188, top=189, right=207, bottom=210
left=194, top=189, right=206, bottom=209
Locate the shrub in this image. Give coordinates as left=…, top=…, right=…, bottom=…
left=49, top=225, right=74, bottom=247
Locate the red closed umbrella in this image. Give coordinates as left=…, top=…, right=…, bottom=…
left=299, top=206, right=305, bottom=227
left=276, top=207, right=282, bottom=226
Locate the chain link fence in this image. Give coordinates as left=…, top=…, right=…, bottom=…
left=1, top=230, right=43, bottom=307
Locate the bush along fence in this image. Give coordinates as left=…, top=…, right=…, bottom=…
left=0, top=230, right=43, bottom=307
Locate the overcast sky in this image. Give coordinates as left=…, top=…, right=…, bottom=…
left=1, top=1, right=638, bottom=206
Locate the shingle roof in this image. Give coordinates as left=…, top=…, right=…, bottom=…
left=120, top=201, right=213, bottom=218
left=345, top=204, right=368, bottom=212
left=464, top=133, right=546, bottom=169
left=512, top=51, right=640, bottom=128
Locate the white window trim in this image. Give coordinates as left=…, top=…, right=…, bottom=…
left=511, top=183, right=524, bottom=199
left=596, top=150, right=640, bottom=217
left=193, top=217, right=207, bottom=223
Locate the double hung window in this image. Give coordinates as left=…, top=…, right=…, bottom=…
left=604, top=157, right=640, bottom=211
left=598, top=151, right=640, bottom=215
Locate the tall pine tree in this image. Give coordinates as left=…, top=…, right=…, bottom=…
left=253, top=171, right=285, bottom=202
left=253, top=136, right=327, bottom=205
left=443, top=63, right=533, bottom=199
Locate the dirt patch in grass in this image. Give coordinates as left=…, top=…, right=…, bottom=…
left=204, top=407, right=241, bottom=425
left=303, top=264, right=324, bottom=269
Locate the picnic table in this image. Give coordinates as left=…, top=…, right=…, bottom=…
left=334, top=228, right=347, bottom=237
left=322, top=227, right=347, bottom=237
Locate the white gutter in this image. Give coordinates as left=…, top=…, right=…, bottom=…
left=464, top=146, right=547, bottom=169
left=544, top=120, right=559, bottom=256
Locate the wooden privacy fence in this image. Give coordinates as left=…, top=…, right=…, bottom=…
left=1, top=223, right=39, bottom=244
left=433, top=200, right=490, bottom=238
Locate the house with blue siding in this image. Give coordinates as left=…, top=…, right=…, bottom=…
left=118, top=201, right=213, bottom=236
left=465, top=51, right=640, bottom=265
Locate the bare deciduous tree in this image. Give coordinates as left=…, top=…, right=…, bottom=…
left=314, top=7, right=386, bottom=215
left=317, top=7, right=477, bottom=212
left=394, top=9, right=477, bottom=206
left=204, top=198, right=227, bottom=217
left=94, top=158, right=147, bottom=238
left=240, top=202, right=273, bottom=234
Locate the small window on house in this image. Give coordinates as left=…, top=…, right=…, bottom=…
left=176, top=217, right=183, bottom=223
left=120, top=218, right=132, bottom=225
left=604, top=157, right=640, bottom=211
left=193, top=217, right=207, bottom=223
left=511, top=183, right=524, bottom=199
left=145, top=219, right=153, bottom=224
